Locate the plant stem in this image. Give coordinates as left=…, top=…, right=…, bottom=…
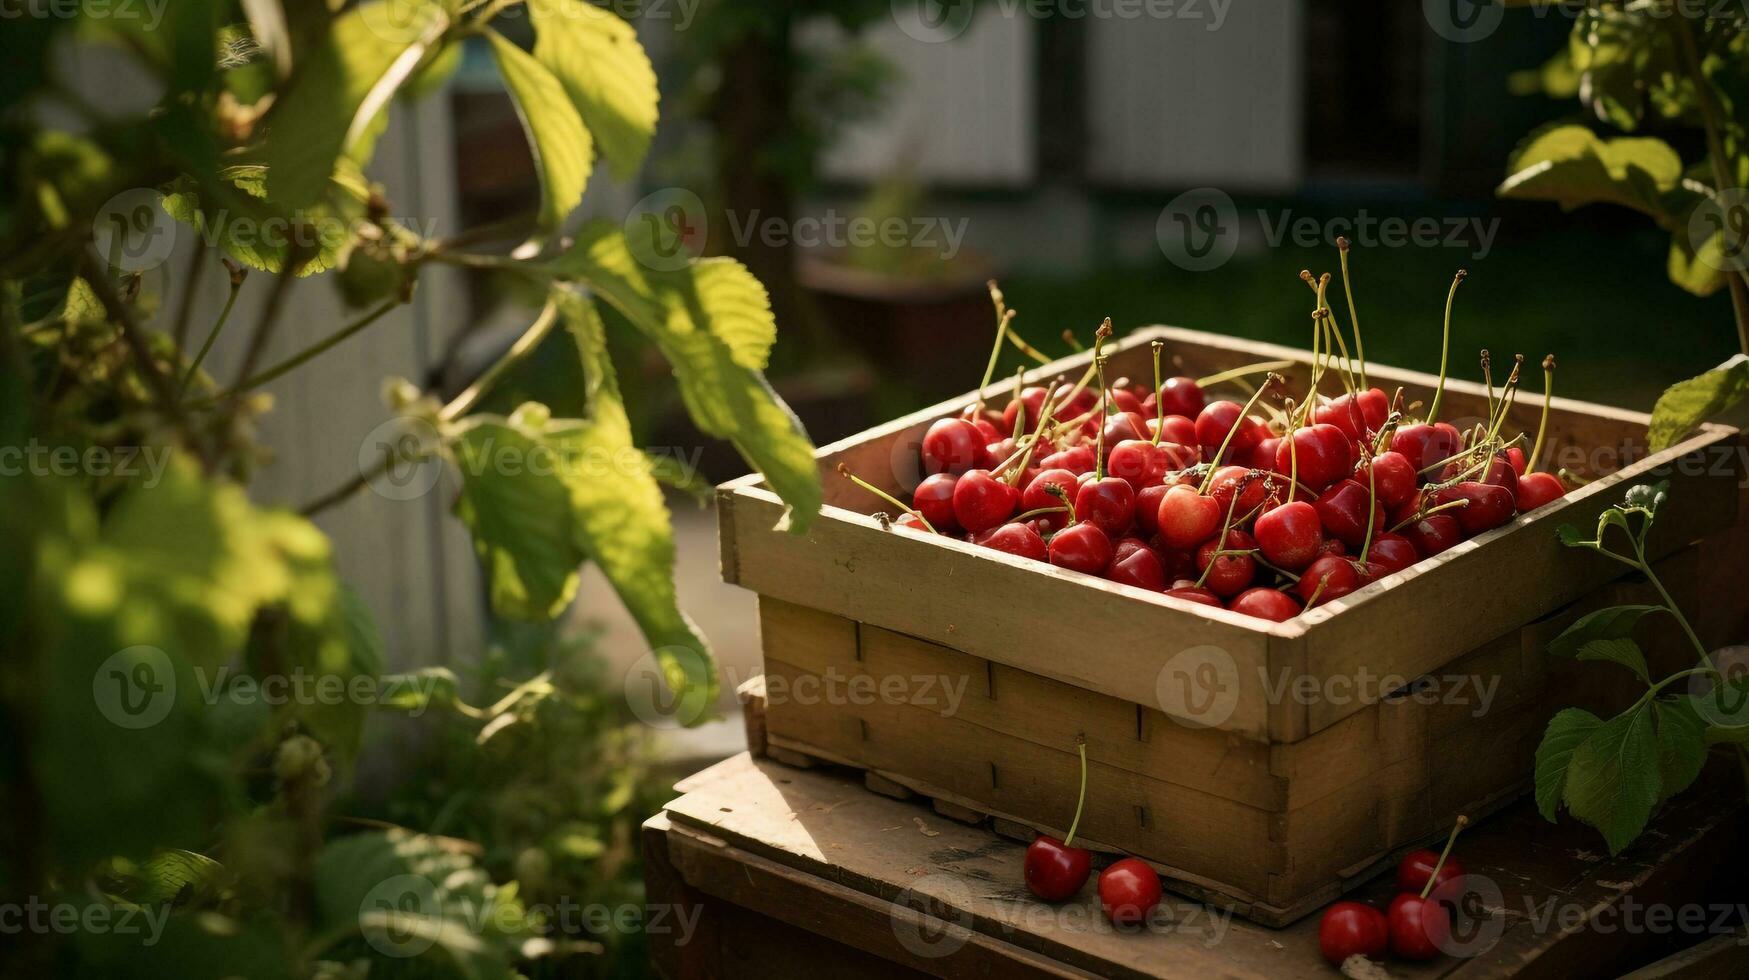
left=1428, top=271, right=1465, bottom=425
left=441, top=299, right=560, bottom=422
left=1674, top=13, right=1749, bottom=356
left=1418, top=815, right=1468, bottom=901
left=1338, top=238, right=1368, bottom=391
left=179, top=276, right=244, bottom=396
left=230, top=243, right=311, bottom=397
left=171, top=248, right=207, bottom=352
left=78, top=251, right=184, bottom=426
left=204, top=299, right=400, bottom=402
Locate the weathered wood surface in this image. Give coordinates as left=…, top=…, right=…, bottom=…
left=651, top=752, right=1746, bottom=980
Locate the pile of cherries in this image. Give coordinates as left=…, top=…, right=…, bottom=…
left=844, top=255, right=1570, bottom=621
left=1319, top=816, right=1471, bottom=965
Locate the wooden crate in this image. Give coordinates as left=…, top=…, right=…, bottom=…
left=716, top=326, right=1743, bottom=924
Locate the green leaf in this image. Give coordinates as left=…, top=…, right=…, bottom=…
left=1655, top=697, right=1709, bottom=802
left=257, top=0, right=447, bottom=211
left=1535, top=708, right=1603, bottom=822
left=339, top=583, right=385, bottom=677
left=486, top=28, right=593, bottom=244
left=313, top=830, right=530, bottom=979
left=551, top=222, right=821, bottom=531
left=1621, top=479, right=1669, bottom=518
left=1563, top=704, right=1662, bottom=855
left=452, top=415, right=586, bottom=620
left=530, top=0, right=659, bottom=180
left=1498, top=124, right=1683, bottom=222
left=1648, top=356, right=1749, bottom=451
left=135, top=849, right=228, bottom=906
left=1550, top=605, right=1664, bottom=660
left=1573, top=638, right=1653, bottom=684
left=555, top=292, right=716, bottom=722
left=1568, top=6, right=1687, bottom=131
left=1557, top=523, right=1591, bottom=548
left=161, top=162, right=370, bottom=276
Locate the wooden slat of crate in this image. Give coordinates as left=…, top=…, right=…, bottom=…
left=762, top=656, right=1282, bottom=900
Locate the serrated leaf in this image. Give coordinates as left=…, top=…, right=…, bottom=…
left=1557, top=523, right=1591, bottom=548
left=1535, top=708, right=1603, bottom=822
left=452, top=417, right=586, bottom=621
left=530, top=0, right=658, bottom=180
left=487, top=29, right=592, bottom=244
left=1655, top=697, right=1709, bottom=802
left=1564, top=704, right=1662, bottom=854
left=1498, top=124, right=1682, bottom=221
left=551, top=222, right=820, bottom=531
left=551, top=290, right=716, bottom=720
left=1648, top=357, right=1749, bottom=451
left=257, top=0, right=447, bottom=211
left=1573, top=638, right=1653, bottom=683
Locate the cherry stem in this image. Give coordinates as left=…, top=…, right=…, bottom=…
left=1388, top=497, right=1469, bottom=534
left=1480, top=350, right=1496, bottom=427
left=1195, top=359, right=1296, bottom=389
left=1317, top=274, right=1357, bottom=396
left=1530, top=355, right=1556, bottom=473
left=1419, top=815, right=1470, bottom=900
left=1195, top=488, right=1249, bottom=589
left=1304, top=574, right=1330, bottom=609
left=975, top=307, right=1016, bottom=412
left=1484, top=355, right=1524, bottom=444
left=1063, top=735, right=1089, bottom=847
left=1044, top=483, right=1077, bottom=525
left=1151, top=341, right=1166, bottom=446
left=1285, top=397, right=1300, bottom=504
left=837, top=463, right=936, bottom=534
left=1014, top=505, right=1069, bottom=522
left=1337, top=236, right=1368, bottom=392
left=1062, top=329, right=1086, bottom=353
left=1011, top=367, right=1028, bottom=438
left=1427, top=270, right=1466, bottom=426
left=1054, top=319, right=1113, bottom=416
left=1197, top=374, right=1279, bottom=494
left=1253, top=553, right=1302, bottom=582
left=1095, top=355, right=1110, bottom=481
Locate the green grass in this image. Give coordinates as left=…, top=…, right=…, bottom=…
left=997, top=225, right=1738, bottom=413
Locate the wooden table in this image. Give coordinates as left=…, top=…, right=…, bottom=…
left=644, top=752, right=1746, bottom=979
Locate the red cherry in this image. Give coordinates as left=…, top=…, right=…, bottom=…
left=922, top=418, right=983, bottom=475
left=1228, top=587, right=1301, bottom=622
left=982, top=438, right=1018, bottom=471
left=1245, top=435, right=1282, bottom=472
left=1155, top=376, right=1206, bottom=418
left=1318, top=901, right=1389, bottom=965
left=951, top=469, right=1019, bottom=534
left=1316, top=536, right=1348, bottom=558
left=1506, top=446, right=1528, bottom=475
left=1275, top=423, right=1355, bottom=492
left=1075, top=476, right=1136, bottom=538
left=1359, top=450, right=1418, bottom=510
left=1097, top=858, right=1162, bottom=927
left=1154, top=545, right=1196, bottom=582
left=1109, top=387, right=1143, bottom=415
left=1147, top=414, right=1200, bottom=449
left=1022, top=468, right=1080, bottom=531
left=1039, top=445, right=1096, bottom=475
left=1107, top=439, right=1170, bottom=492
left=1194, top=528, right=1257, bottom=598
left=1313, top=479, right=1386, bottom=550
left=1397, top=850, right=1467, bottom=895
left=1297, top=554, right=1360, bottom=607
left=910, top=473, right=959, bottom=533
left=1102, top=411, right=1151, bottom=447
left=1194, top=401, right=1262, bottom=462
left=1433, top=481, right=1515, bottom=535
left=1133, top=483, right=1169, bottom=535
left=1390, top=422, right=1463, bottom=474
left=1024, top=835, right=1092, bottom=902
left=1107, top=546, right=1166, bottom=591
left=1358, top=533, right=1418, bottom=579
left=1003, top=386, right=1050, bottom=434
left=1387, top=893, right=1449, bottom=961
left=968, top=416, right=1003, bottom=446
left=1446, top=452, right=1518, bottom=496
left=972, top=523, right=1048, bottom=562
left=1155, top=484, right=1221, bottom=549
left=1208, top=465, right=1273, bottom=516
left=1253, top=499, right=1321, bottom=571
left=1049, top=523, right=1112, bottom=575
left=1316, top=387, right=1389, bottom=441
left=1515, top=471, right=1565, bottom=512
left=1402, top=512, right=1463, bottom=558
left=1164, top=583, right=1223, bottom=607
